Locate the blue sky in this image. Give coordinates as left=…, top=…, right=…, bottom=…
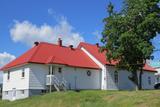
left=0, top=0, right=159, bottom=67
left=0, top=0, right=123, bottom=57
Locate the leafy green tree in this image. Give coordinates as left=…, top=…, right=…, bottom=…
left=101, top=0, right=160, bottom=90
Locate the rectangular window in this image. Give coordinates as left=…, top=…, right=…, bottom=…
left=48, top=66, right=50, bottom=75
left=21, top=90, right=25, bottom=94
left=114, top=71, right=118, bottom=83
left=51, top=66, right=54, bottom=75
left=49, top=66, right=55, bottom=75
left=7, top=71, right=10, bottom=80
left=5, top=91, right=8, bottom=95
left=41, top=90, right=46, bottom=93
left=157, top=77, right=159, bottom=83
left=58, top=67, right=62, bottom=73
left=22, top=69, right=25, bottom=78
left=148, top=77, right=151, bottom=85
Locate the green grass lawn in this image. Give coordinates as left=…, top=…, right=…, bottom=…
left=0, top=90, right=160, bottom=107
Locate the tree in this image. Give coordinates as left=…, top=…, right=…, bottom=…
left=101, top=0, right=160, bottom=90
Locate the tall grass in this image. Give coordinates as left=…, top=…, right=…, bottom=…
left=0, top=90, right=160, bottom=107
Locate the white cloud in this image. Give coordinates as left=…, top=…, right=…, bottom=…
left=0, top=52, right=16, bottom=83
left=10, top=18, right=84, bottom=47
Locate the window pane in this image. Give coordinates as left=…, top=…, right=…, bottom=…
left=52, top=66, right=54, bottom=75
left=148, top=77, right=151, bottom=85
left=21, top=90, right=25, bottom=94
left=58, top=68, right=62, bottom=73
left=114, top=71, right=118, bottom=83
left=22, top=71, right=25, bottom=77
left=7, top=71, right=10, bottom=80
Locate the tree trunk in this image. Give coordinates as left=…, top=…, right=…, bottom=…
left=133, top=71, right=139, bottom=91
left=128, top=70, right=139, bottom=91
left=129, top=68, right=143, bottom=90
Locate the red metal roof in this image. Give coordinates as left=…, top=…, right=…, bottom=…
left=78, top=42, right=156, bottom=72
left=0, top=42, right=100, bottom=71
left=0, top=42, right=156, bottom=72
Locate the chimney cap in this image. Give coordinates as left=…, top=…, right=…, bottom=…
left=96, top=43, right=99, bottom=47
left=69, top=45, right=74, bottom=50
left=58, top=38, right=61, bottom=41
left=34, top=41, right=39, bottom=46
left=58, top=38, right=62, bottom=46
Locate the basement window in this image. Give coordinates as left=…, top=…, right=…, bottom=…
left=5, top=91, right=8, bottom=95
left=41, top=90, right=46, bottom=93
left=21, top=90, right=25, bottom=95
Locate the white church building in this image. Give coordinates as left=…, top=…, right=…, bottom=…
left=0, top=38, right=157, bottom=101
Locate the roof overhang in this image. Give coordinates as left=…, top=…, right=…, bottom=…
left=1, top=62, right=101, bottom=72
left=105, top=64, right=157, bottom=73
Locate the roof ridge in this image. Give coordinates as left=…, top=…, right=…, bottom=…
left=40, top=42, right=76, bottom=49
left=28, top=44, right=41, bottom=62
left=40, top=42, right=57, bottom=46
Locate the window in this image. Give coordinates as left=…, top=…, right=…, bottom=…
left=58, top=67, right=62, bottom=73
left=5, top=91, right=8, bottom=95
left=51, top=66, right=55, bottom=75
left=41, top=90, right=46, bottom=93
left=21, top=90, right=25, bottom=94
left=12, top=88, right=16, bottom=97
left=48, top=66, right=51, bottom=75
left=22, top=70, right=25, bottom=78
left=49, top=66, right=55, bottom=75
left=157, top=77, right=159, bottom=83
left=114, top=71, right=118, bottom=83
left=148, top=76, right=151, bottom=85
left=7, top=71, right=10, bottom=80
left=87, top=70, right=91, bottom=76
